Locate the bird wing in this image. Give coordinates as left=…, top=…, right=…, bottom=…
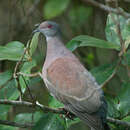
left=45, top=57, right=104, bottom=129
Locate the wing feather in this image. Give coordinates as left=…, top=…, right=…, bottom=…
left=43, top=57, right=105, bottom=129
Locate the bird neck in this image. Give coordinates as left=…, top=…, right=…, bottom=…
left=45, top=35, right=66, bottom=60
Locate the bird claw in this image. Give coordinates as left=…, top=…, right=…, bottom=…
left=60, top=108, right=75, bottom=120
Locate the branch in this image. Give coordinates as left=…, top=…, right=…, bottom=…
left=0, top=119, right=34, bottom=128
left=82, top=0, right=130, bottom=18
left=17, top=72, right=39, bottom=77
left=107, top=117, right=130, bottom=127
left=1, top=99, right=130, bottom=128
left=0, top=99, right=64, bottom=115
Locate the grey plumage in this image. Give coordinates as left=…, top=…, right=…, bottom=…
left=34, top=21, right=109, bottom=130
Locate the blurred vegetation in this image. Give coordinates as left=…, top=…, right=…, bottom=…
left=0, top=0, right=130, bottom=130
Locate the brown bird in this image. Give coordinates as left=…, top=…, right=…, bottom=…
left=34, top=21, right=109, bottom=130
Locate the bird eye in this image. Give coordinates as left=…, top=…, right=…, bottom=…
left=47, top=25, right=53, bottom=28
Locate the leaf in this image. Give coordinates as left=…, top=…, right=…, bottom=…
left=20, top=60, right=36, bottom=73
left=0, top=105, right=11, bottom=120
left=49, top=96, right=64, bottom=108
left=122, top=116, right=130, bottom=122
left=122, top=49, right=130, bottom=66
left=19, top=60, right=37, bottom=93
left=90, top=63, right=116, bottom=85
left=0, top=125, right=14, bottom=130
left=0, top=79, right=19, bottom=100
left=0, top=41, right=25, bottom=61
left=116, top=82, right=130, bottom=116
left=105, top=96, right=120, bottom=118
left=43, top=0, right=70, bottom=19
left=15, top=112, right=42, bottom=123
left=0, top=70, right=12, bottom=86
left=124, top=35, right=130, bottom=50
left=19, top=76, right=26, bottom=93
left=30, top=32, right=40, bottom=56
left=67, top=35, right=120, bottom=51
left=106, top=13, right=130, bottom=46
left=33, top=113, right=66, bottom=130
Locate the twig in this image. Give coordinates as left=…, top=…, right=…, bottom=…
left=13, top=40, right=32, bottom=99
left=21, top=75, right=35, bottom=102
left=0, top=119, right=34, bottom=128
left=107, top=117, right=130, bottom=127
left=13, top=48, right=27, bottom=79
left=101, top=59, right=122, bottom=88
left=0, top=99, right=64, bottom=115
left=101, top=69, right=116, bottom=88
left=17, top=72, right=39, bottom=77
left=82, top=0, right=130, bottom=19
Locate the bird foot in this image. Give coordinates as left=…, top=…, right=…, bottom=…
left=60, top=108, right=75, bottom=120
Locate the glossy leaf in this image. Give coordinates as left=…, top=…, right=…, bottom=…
left=90, top=63, right=116, bottom=85
left=43, top=0, right=70, bottom=19
left=49, top=96, right=64, bottom=108
left=105, top=96, right=120, bottom=118
left=0, top=70, right=12, bottom=86
left=30, top=32, right=40, bottom=56
left=0, top=105, right=11, bottom=120
left=15, top=112, right=42, bottom=123
left=122, top=116, right=130, bottom=122
left=0, top=41, right=25, bottom=61
left=33, top=113, right=66, bottom=130
left=106, top=14, right=130, bottom=46
left=19, top=60, right=37, bottom=93
left=0, top=79, right=19, bottom=100
left=0, top=125, right=14, bottom=130
left=122, top=49, right=130, bottom=66
left=67, top=35, right=120, bottom=51
left=116, top=82, right=130, bottom=116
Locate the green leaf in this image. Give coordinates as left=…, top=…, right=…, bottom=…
left=19, top=60, right=36, bottom=93
left=0, top=125, right=15, bottom=130
left=0, top=79, right=19, bottom=100
left=105, top=96, right=120, bottom=118
left=15, top=112, right=42, bottom=123
left=116, top=82, right=130, bottom=116
left=0, top=41, right=25, bottom=61
left=0, top=70, right=12, bottom=86
left=19, top=76, right=26, bottom=93
left=30, top=32, right=40, bottom=56
left=106, top=14, right=130, bottom=46
left=49, top=96, right=64, bottom=108
left=20, top=60, right=36, bottom=73
left=67, top=35, right=120, bottom=51
left=122, top=116, right=130, bottom=122
left=43, top=0, right=70, bottom=19
left=0, top=105, right=11, bottom=120
left=122, top=49, right=130, bottom=66
left=124, top=36, right=130, bottom=50
left=90, top=63, right=116, bottom=85
left=33, top=113, right=66, bottom=130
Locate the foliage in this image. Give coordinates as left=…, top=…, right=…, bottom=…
left=0, top=1, right=130, bottom=130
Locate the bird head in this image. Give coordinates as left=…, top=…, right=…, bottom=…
left=33, top=21, right=61, bottom=38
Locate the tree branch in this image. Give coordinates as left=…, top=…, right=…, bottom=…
left=0, top=99, right=130, bottom=128
left=82, top=0, right=130, bottom=18
left=0, top=99, right=64, bottom=115
left=107, top=117, right=130, bottom=127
